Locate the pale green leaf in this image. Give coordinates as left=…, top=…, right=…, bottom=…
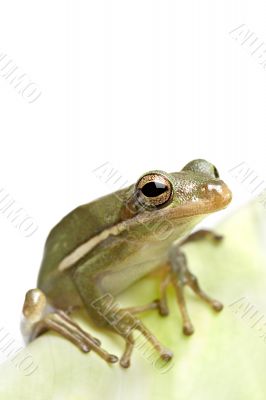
left=1, top=200, right=266, bottom=400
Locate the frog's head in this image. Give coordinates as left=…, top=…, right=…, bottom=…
left=122, top=159, right=232, bottom=225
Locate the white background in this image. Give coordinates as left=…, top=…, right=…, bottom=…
left=0, top=1, right=265, bottom=363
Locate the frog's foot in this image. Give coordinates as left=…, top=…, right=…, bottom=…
left=158, top=247, right=223, bottom=336
left=22, top=289, right=118, bottom=365
left=180, top=229, right=223, bottom=246
left=33, top=311, right=118, bottom=363
left=107, top=309, right=173, bottom=368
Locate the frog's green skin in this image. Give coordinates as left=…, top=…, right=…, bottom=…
left=37, top=160, right=231, bottom=327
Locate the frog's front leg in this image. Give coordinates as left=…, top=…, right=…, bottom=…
left=22, top=289, right=118, bottom=364
left=158, top=239, right=223, bottom=335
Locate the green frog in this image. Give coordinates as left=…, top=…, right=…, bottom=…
left=22, top=159, right=232, bottom=368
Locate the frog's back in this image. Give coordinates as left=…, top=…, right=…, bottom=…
left=37, top=189, right=128, bottom=293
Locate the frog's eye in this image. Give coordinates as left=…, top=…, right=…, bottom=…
left=182, top=159, right=220, bottom=179
left=136, top=174, right=172, bottom=209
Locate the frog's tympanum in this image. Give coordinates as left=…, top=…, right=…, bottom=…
left=22, top=159, right=232, bottom=368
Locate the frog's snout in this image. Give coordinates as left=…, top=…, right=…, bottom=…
left=206, top=181, right=232, bottom=209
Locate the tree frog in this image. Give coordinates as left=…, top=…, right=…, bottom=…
left=22, top=159, right=232, bottom=368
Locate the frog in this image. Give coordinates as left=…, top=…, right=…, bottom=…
left=22, top=159, right=232, bottom=368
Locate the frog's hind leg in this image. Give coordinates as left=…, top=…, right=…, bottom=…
left=22, top=289, right=118, bottom=364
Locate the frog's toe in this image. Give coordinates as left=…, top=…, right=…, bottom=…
left=212, top=300, right=224, bottom=312
left=183, top=322, right=194, bottom=336
left=160, top=348, right=173, bottom=362
left=106, top=354, right=119, bottom=363
left=120, top=357, right=131, bottom=368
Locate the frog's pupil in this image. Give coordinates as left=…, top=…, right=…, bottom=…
left=213, top=166, right=219, bottom=178
left=141, top=181, right=168, bottom=197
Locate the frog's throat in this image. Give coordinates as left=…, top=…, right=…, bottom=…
left=57, top=193, right=230, bottom=273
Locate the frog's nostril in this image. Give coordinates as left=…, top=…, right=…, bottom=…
left=207, top=181, right=232, bottom=207
left=207, top=183, right=223, bottom=194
